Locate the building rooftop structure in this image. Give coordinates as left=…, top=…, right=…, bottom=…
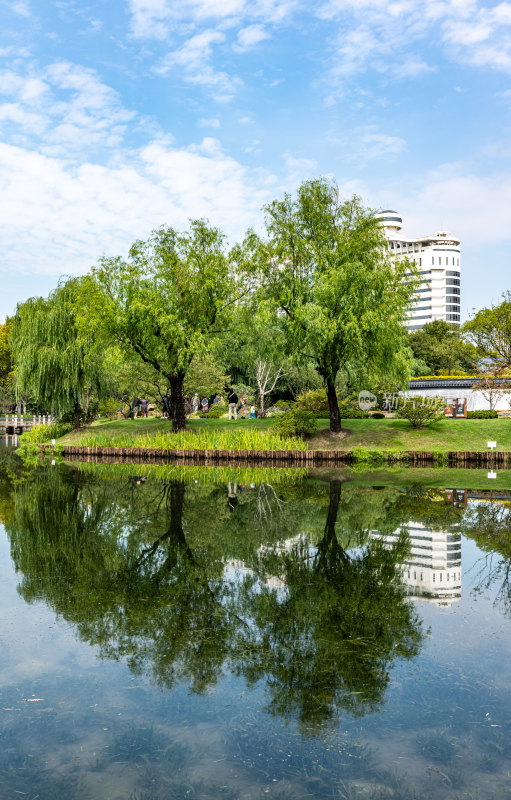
left=377, top=211, right=461, bottom=330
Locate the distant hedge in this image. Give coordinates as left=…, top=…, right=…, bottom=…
left=466, top=410, right=499, bottom=419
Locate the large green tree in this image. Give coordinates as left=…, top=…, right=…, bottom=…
left=80, top=220, right=243, bottom=430
left=243, top=179, right=418, bottom=431
left=463, top=292, right=511, bottom=371
left=0, top=317, right=15, bottom=412
left=409, top=319, right=477, bottom=375
left=12, top=279, right=106, bottom=426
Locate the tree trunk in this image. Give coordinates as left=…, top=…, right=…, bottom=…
left=259, top=392, right=265, bottom=418
left=169, top=371, right=186, bottom=431
left=316, top=479, right=349, bottom=575
left=326, top=378, right=341, bottom=433
left=74, top=400, right=81, bottom=429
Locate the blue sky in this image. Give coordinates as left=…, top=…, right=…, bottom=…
left=1, top=0, right=511, bottom=322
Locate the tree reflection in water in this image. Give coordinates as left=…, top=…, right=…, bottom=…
left=5, top=463, right=425, bottom=731
left=462, top=497, right=511, bottom=614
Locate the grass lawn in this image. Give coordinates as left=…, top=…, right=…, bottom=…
left=331, top=418, right=511, bottom=452
left=58, top=415, right=511, bottom=452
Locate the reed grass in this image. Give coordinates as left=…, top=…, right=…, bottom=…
left=73, top=461, right=308, bottom=486
left=78, top=427, right=307, bottom=452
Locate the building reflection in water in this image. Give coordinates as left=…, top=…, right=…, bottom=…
left=372, top=489, right=464, bottom=607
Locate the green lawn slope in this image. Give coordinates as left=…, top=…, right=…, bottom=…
left=57, top=415, right=511, bottom=453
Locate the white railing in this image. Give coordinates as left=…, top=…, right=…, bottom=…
left=0, top=414, right=53, bottom=427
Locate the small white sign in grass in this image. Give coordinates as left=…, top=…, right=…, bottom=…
left=487, top=441, right=497, bottom=450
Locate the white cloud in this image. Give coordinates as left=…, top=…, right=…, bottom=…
left=359, top=129, right=406, bottom=158
left=0, top=62, right=135, bottom=156
left=127, top=0, right=296, bottom=37
left=233, top=24, right=269, bottom=52
left=198, top=116, right=221, bottom=127
left=0, top=138, right=275, bottom=278
left=11, top=0, right=31, bottom=17
left=318, top=0, right=511, bottom=95
left=157, top=30, right=242, bottom=101
left=283, top=153, right=319, bottom=185
left=377, top=164, right=511, bottom=247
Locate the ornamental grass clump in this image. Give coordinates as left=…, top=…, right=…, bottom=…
left=79, top=427, right=307, bottom=452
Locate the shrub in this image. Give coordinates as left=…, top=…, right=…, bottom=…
left=45, top=421, right=74, bottom=440
left=341, top=409, right=370, bottom=419
left=98, top=398, right=120, bottom=419
left=200, top=402, right=227, bottom=418
left=272, top=407, right=318, bottom=437
left=272, top=400, right=293, bottom=413
left=20, top=424, right=49, bottom=444
left=467, top=410, right=498, bottom=419
left=296, top=389, right=329, bottom=416
left=370, top=412, right=386, bottom=419
left=396, top=397, right=445, bottom=428
left=21, top=421, right=73, bottom=443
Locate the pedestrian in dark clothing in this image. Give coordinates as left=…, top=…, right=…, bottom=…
left=227, top=388, right=238, bottom=420
left=140, top=398, right=148, bottom=418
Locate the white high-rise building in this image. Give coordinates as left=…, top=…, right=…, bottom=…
left=377, top=211, right=461, bottom=330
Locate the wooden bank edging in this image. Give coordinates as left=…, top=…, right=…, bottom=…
left=39, top=444, right=511, bottom=467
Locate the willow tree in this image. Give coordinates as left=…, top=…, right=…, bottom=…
left=12, top=279, right=104, bottom=426
left=79, top=220, right=242, bottom=430
left=245, top=179, right=418, bottom=432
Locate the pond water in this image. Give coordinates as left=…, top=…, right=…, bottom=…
left=1, top=447, right=511, bottom=799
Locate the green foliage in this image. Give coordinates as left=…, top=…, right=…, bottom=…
left=272, top=406, right=318, bottom=436
left=0, top=318, right=15, bottom=412
left=463, top=291, right=511, bottom=370
left=21, top=421, right=74, bottom=444
left=467, top=409, right=499, bottom=418
left=245, top=178, right=419, bottom=431
left=184, top=352, right=230, bottom=398
left=44, top=421, right=74, bottom=440
left=273, top=399, right=293, bottom=412
left=98, top=397, right=120, bottom=419
left=370, top=412, right=386, bottom=419
left=233, top=383, right=256, bottom=403
left=19, top=424, right=49, bottom=444
left=409, top=320, right=477, bottom=375
left=80, top=220, right=241, bottom=430
left=12, top=279, right=107, bottom=424
left=341, top=409, right=370, bottom=419
left=396, top=398, right=445, bottom=428
left=295, top=389, right=329, bottom=414
left=201, top=402, right=227, bottom=418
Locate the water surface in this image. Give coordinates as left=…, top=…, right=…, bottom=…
left=1, top=449, right=510, bottom=799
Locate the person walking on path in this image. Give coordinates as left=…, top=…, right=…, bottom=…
left=191, top=394, right=199, bottom=413
left=227, top=388, right=238, bottom=420
left=201, top=396, right=209, bottom=414
left=140, top=398, right=148, bottom=418
left=249, top=404, right=256, bottom=419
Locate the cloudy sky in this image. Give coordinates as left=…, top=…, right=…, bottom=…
left=1, top=0, right=511, bottom=321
